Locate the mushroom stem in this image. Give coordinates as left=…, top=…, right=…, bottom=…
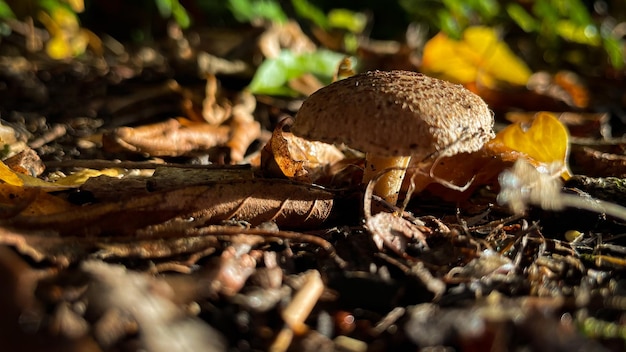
left=362, top=154, right=412, bottom=205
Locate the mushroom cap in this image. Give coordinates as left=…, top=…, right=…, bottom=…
left=292, top=70, right=495, bottom=159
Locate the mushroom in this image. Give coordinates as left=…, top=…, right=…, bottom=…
left=291, top=70, right=494, bottom=206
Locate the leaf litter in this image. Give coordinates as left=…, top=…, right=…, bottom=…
left=1, top=8, right=626, bottom=352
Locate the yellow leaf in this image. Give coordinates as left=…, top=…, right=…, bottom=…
left=0, top=184, right=76, bottom=216
left=492, top=112, right=571, bottom=179
left=64, top=0, right=85, bottom=13
left=0, top=160, right=23, bottom=186
left=0, top=159, right=122, bottom=191
left=46, top=35, right=72, bottom=60
left=52, top=168, right=122, bottom=186
left=422, top=26, right=532, bottom=88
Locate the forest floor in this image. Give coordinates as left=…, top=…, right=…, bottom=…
left=1, top=12, right=626, bottom=352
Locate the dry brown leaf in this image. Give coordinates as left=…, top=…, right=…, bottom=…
left=202, top=74, right=232, bottom=125
left=261, top=121, right=344, bottom=182
left=3, top=148, right=45, bottom=177
left=227, top=94, right=261, bottom=162
left=3, top=179, right=336, bottom=236
left=211, top=244, right=257, bottom=296
left=263, top=123, right=307, bottom=180
left=102, top=118, right=230, bottom=157
left=363, top=172, right=429, bottom=254
left=527, top=70, right=590, bottom=109
left=365, top=212, right=428, bottom=254
left=404, top=141, right=528, bottom=202
left=258, top=20, right=316, bottom=59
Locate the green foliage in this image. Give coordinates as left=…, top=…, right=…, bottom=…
left=0, top=0, right=15, bottom=19
left=327, top=9, right=366, bottom=34
left=155, top=0, right=191, bottom=28
left=227, top=0, right=287, bottom=24
left=292, top=0, right=328, bottom=29
left=248, top=49, right=348, bottom=96
left=399, top=0, right=625, bottom=69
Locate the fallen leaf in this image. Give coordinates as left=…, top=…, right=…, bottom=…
left=261, top=120, right=344, bottom=182
left=506, top=111, right=609, bottom=139
left=0, top=159, right=123, bottom=191
left=492, top=112, right=571, bottom=179
left=527, top=70, right=590, bottom=109
left=3, top=179, right=337, bottom=236
left=0, top=184, right=76, bottom=216
left=0, top=160, right=23, bottom=186
left=421, top=26, right=532, bottom=88
left=201, top=74, right=232, bottom=125
left=102, top=118, right=230, bottom=157
left=406, top=143, right=528, bottom=202
left=3, top=149, right=45, bottom=177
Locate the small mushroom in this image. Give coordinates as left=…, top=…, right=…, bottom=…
left=291, top=70, right=494, bottom=205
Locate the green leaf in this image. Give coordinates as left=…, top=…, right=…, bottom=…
left=328, top=9, right=366, bottom=33
left=603, top=36, right=625, bottom=70
left=555, top=20, right=600, bottom=46
left=507, top=3, right=538, bottom=32
left=227, top=0, right=287, bottom=24
left=248, top=49, right=348, bottom=96
left=155, top=0, right=173, bottom=17
left=172, top=1, right=191, bottom=28
left=291, top=0, right=328, bottom=30
left=0, top=0, right=15, bottom=19
left=155, top=0, right=191, bottom=28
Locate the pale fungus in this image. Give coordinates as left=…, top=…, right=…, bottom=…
left=292, top=70, right=494, bottom=205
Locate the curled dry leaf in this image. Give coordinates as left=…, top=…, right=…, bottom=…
left=261, top=120, right=345, bottom=183
left=104, top=80, right=261, bottom=162
left=3, top=179, right=336, bottom=236
left=211, top=243, right=257, bottom=296
left=103, top=118, right=230, bottom=157
left=258, top=20, right=316, bottom=59
left=227, top=92, right=261, bottom=162
left=3, top=148, right=45, bottom=177
left=202, top=74, right=232, bottom=125
left=365, top=211, right=429, bottom=255
left=363, top=173, right=429, bottom=254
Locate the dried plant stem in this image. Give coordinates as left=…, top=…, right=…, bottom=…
left=552, top=193, right=626, bottom=222
left=498, top=159, right=626, bottom=222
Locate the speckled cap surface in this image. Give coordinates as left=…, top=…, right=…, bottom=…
left=292, top=70, right=495, bottom=159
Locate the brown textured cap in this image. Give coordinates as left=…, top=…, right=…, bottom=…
left=292, top=70, right=494, bottom=159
